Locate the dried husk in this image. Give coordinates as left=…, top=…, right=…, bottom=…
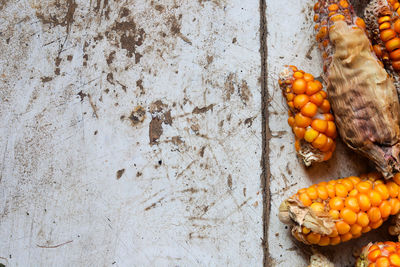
left=326, top=21, right=400, bottom=179
left=279, top=198, right=335, bottom=244
left=309, top=253, right=335, bottom=267
left=355, top=243, right=373, bottom=267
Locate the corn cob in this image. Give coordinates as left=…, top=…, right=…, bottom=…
left=279, top=66, right=337, bottom=166
left=356, top=241, right=400, bottom=266
left=279, top=172, right=400, bottom=246
left=313, top=0, right=400, bottom=179
left=363, top=0, right=400, bottom=92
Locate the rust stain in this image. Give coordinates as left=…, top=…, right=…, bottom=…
left=129, top=106, right=146, bottom=126
left=116, top=169, right=125, bottom=179
left=192, top=104, right=215, bottom=114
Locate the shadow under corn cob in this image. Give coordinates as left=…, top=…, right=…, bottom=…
left=313, top=0, right=400, bottom=179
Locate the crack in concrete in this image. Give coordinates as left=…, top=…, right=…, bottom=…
left=259, top=0, right=272, bottom=266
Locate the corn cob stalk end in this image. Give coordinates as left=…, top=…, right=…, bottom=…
left=309, top=253, right=334, bottom=267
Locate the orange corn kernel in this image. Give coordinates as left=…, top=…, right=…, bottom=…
left=309, top=92, right=324, bottom=106
left=368, top=207, right=382, bottom=222
left=394, top=19, right=400, bottom=33
left=358, top=193, right=372, bottom=211
left=315, top=187, right=328, bottom=201
left=301, top=102, right=318, bottom=117
left=319, top=99, right=331, bottom=113
left=306, top=80, right=322, bottom=95
left=329, top=197, right=344, bottom=210
left=330, top=14, right=345, bottom=22
left=378, top=16, right=391, bottom=24
left=340, top=208, right=357, bottom=224
left=303, top=73, right=314, bottom=82
left=369, top=190, right=383, bottom=206
left=357, top=182, right=373, bottom=194
left=336, top=221, right=351, bottom=235
left=292, top=78, right=307, bottom=94
left=293, top=94, right=309, bottom=109
left=304, top=128, right=319, bottom=143
left=379, top=22, right=391, bottom=31
left=294, top=113, right=312, bottom=128
left=306, top=186, right=318, bottom=200
left=385, top=37, right=400, bottom=52
left=299, top=193, right=312, bottom=206
left=376, top=257, right=390, bottom=267
left=357, top=212, right=370, bottom=227
left=312, top=133, right=328, bottom=149
left=345, top=196, right=360, bottom=212
left=306, top=232, right=321, bottom=244
left=311, top=119, right=328, bottom=132
left=293, top=127, right=305, bottom=139
left=380, top=29, right=397, bottom=42
left=293, top=71, right=304, bottom=79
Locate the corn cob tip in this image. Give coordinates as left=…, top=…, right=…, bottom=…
left=356, top=241, right=400, bottom=266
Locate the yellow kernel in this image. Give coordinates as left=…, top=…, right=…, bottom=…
left=304, top=128, right=319, bottom=143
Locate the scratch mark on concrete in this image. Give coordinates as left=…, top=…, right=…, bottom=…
left=36, top=240, right=73, bottom=248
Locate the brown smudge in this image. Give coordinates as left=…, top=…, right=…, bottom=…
left=149, top=117, right=163, bottom=145
left=239, top=80, right=252, bottom=104
left=224, top=73, right=235, bottom=101
left=77, top=91, right=87, bottom=101
left=120, top=7, right=130, bottom=18
left=149, top=101, right=173, bottom=145
left=106, top=72, right=114, bottom=84
left=206, top=55, right=214, bottom=65
left=41, top=77, right=53, bottom=83
left=67, top=55, right=73, bottom=61
left=116, top=169, right=125, bottom=179
left=35, top=0, right=77, bottom=34
left=192, top=104, right=215, bottom=114
left=244, top=116, right=256, bottom=127
left=199, top=146, right=206, bottom=157
left=129, top=106, right=146, bottom=126
left=155, top=4, right=165, bottom=12
left=136, top=79, right=144, bottom=94
left=227, top=174, right=232, bottom=190
left=108, top=19, right=146, bottom=62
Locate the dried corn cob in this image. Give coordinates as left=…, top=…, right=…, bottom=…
left=313, top=0, right=400, bottom=179
left=279, top=66, right=337, bottom=166
left=279, top=172, right=400, bottom=246
left=356, top=241, right=400, bottom=267
left=364, top=0, right=400, bottom=92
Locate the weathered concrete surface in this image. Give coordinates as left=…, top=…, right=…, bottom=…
left=0, top=0, right=263, bottom=266
left=266, top=0, right=392, bottom=266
